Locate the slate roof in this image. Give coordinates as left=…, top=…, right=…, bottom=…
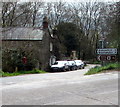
left=2, top=28, right=43, bottom=40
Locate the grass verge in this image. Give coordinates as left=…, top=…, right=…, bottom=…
left=0, top=69, right=47, bottom=77
left=85, top=63, right=120, bottom=75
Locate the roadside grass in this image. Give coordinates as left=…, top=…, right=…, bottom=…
left=85, top=63, right=120, bottom=75
left=0, top=69, right=47, bottom=77
left=89, top=61, right=101, bottom=64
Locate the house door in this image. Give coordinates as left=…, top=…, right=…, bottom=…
left=49, top=55, right=56, bottom=66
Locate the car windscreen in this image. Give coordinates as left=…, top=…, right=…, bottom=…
left=53, top=62, right=58, bottom=65
left=68, top=61, right=75, bottom=65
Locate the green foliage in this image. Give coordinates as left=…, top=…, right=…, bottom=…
left=2, top=48, right=38, bottom=73
left=106, top=2, right=120, bottom=62
left=57, top=22, right=82, bottom=57
left=1, top=69, right=47, bottom=77
left=89, top=61, right=101, bottom=64
left=0, top=70, right=3, bottom=77
left=85, top=63, right=119, bottom=75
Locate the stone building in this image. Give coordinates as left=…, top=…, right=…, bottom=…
left=2, top=18, right=57, bottom=71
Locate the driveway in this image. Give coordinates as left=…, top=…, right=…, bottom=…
left=0, top=64, right=119, bottom=105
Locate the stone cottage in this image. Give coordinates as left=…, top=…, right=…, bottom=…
left=2, top=18, right=57, bottom=71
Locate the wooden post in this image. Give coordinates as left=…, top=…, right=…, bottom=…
left=15, top=67, right=18, bottom=72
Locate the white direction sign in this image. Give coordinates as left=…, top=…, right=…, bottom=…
left=97, top=48, right=117, bottom=55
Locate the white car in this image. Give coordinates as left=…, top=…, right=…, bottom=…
left=67, top=60, right=77, bottom=70
left=51, top=61, right=69, bottom=71
left=74, top=60, right=84, bottom=69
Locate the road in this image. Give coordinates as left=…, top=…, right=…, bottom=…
left=0, top=64, right=119, bottom=105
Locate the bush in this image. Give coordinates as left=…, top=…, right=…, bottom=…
left=85, top=63, right=119, bottom=75
left=2, top=48, right=38, bottom=73
left=1, top=69, right=47, bottom=77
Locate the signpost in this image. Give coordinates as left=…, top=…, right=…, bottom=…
left=97, top=55, right=117, bottom=61
left=97, top=48, right=117, bottom=55
left=97, top=48, right=117, bottom=62
left=97, top=36, right=117, bottom=66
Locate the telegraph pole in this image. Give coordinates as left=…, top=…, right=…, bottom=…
left=97, top=34, right=117, bottom=65
left=99, top=35, right=106, bottom=66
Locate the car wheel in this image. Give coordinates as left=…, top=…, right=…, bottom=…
left=68, top=67, right=70, bottom=71
left=62, top=67, right=66, bottom=72
left=75, top=66, right=78, bottom=70
left=72, top=67, right=75, bottom=71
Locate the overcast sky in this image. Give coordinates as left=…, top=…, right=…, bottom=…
left=2, top=0, right=120, bottom=2
left=43, top=0, right=119, bottom=2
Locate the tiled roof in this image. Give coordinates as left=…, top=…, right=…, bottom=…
left=2, top=28, right=43, bottom=40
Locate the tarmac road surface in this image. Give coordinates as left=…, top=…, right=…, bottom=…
left=0, top=64, right=119, bottom=105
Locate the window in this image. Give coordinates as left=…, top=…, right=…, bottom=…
left=50, top=42, right=53, bottom=52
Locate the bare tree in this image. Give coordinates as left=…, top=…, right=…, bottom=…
left=43, top=2, right=75, bottom=28
left=2, top=2, right=45, bottom=27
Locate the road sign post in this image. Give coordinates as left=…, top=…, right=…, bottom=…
left=97, top=48, right=117, bottom=55
left=96, top=48, right=117, bottom=66
left=97, top=55, right=117, bottom=61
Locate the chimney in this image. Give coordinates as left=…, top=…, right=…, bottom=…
left=43, top=16, right=48, bottom=29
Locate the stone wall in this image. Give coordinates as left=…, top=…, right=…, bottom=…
left=2, top=30, right=51, bottom=71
